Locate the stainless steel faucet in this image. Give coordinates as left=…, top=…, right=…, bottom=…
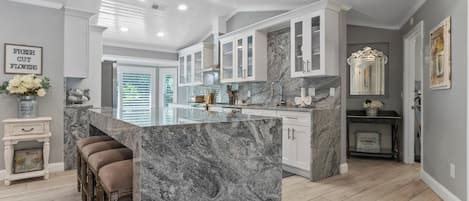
left=271, top=81, right=286, bottom=106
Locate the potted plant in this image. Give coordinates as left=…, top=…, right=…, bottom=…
left=363, top=99, right=383, bottom=116
left=0, top=74, right=51, bottom=118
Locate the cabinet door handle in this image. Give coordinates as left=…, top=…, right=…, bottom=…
left=292, top=128, right=295, bottom=140
left=287, top=128, right=291, bottom=140
left=21, top=128, right=34, bottom=132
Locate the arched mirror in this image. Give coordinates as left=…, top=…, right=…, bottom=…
left=347, top=47, right=388, bottom=96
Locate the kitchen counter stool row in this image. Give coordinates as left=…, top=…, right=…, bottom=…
left=76, top=135, right=133, bottom=201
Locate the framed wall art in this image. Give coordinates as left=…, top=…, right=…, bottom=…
left=13, top=148, right=44, bottom=174
left=429, top=17, right=451, bottom=90
left=4, top=43, right=43, bottom=75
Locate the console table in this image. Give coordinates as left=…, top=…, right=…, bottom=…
left=2, top=117, right=52, bottom=185
left=346, top=110, right=401, bottom=160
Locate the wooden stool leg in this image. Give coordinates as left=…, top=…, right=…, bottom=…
left=86, top=167, right=95, bottom=201
left=81, top=157, right=87, bottom=201
left=96, top=177, right=104, bottom=201
left=77, top=148, right=81, bottom=192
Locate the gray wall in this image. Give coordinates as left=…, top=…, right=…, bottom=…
left=346, top=25, right=403, bottom=113
left=400, top=0, right=467, bottom=199
left=226, top=11, right=287, bottom=32
left=103, top=45, right=178, bottom=61
left=0, top=1, right=64, bottom=169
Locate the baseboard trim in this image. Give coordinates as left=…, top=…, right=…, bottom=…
left=420, top=170, right=462, bottom=201
left=0, top=162, right=64, bottom=181
left=340, top=163, right=348, bottom=174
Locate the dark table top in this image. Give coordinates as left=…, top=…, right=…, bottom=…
left=347, top=110, right=402, bottom=119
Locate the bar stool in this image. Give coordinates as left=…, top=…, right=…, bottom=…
left=86, top=148, right=133, bottom=201
left=80, top=140, right=125, bottom=201
left=77, top=136, right=113, bottom=192
left=97, top=160, right=133, bottom=201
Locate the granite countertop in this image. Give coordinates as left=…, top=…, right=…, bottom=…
left=188, top=103, right=333, bottom=112
left=88, top=107, right=280, bottom=128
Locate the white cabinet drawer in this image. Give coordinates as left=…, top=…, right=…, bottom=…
left=242, top=109, right=277, bottom=117
left=278, top=111, right=311, bottom=127
left=11, top=123, right=45, bottom=136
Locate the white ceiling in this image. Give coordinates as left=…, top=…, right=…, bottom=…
left=10, top=0, right=426, bottom=52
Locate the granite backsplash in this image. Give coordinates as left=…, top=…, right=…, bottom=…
left=182, top=28, right=340, bottom=107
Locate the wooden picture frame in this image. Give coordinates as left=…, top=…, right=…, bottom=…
left=4, top=43, right=43, bottom=75
left=429, top=17, right=451, bottom=90
left=13, top=148, right=44, bottom=174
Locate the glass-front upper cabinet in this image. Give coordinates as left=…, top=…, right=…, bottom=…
left=185, top=54, right=192, bottom=84
left=290, top=9, right=339, bottom=77
left=194, top=51, right=203, bottom=84
left=291, top=19, right=305, bottom=75
left=220, top=38, right=234, bottom=82
left=177, top=43, right=214, bottom=86
left=236, top=38, right=244, bottom=80
left=178, top=56, right=186, bottom=86
left=220, top=32, right=267, bottom=83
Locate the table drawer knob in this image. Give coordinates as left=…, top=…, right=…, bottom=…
left=21, top=128, right=34, bottom=132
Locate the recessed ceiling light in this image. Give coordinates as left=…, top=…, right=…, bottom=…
left=120, top=27, right=129, bottom=32
left=139, top=0, right=145, bottom=2
left=156, top=32, right=165, bottom=37
left=178, top=4, right=188, bottom=11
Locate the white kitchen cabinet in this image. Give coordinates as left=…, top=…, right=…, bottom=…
left=64, top=8, right=94, bottom=78
left=290, top=8, right=339, bottom=78
left=178, top=56, right=186, bottom=86
left=178, top=43, right=214, bottom=86
left=220, top=37, right=235, bottom=82
left=241, top=109, right=312, bottom=172
left=220, top=31, right=267, bottom=83
left=288, top=125, right=311, bottom=171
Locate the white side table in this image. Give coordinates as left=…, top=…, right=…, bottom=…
left=2, top=117, right=52, bottom=185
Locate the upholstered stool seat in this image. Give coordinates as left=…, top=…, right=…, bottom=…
left=97, top=160, right=133, bottom=201
left=88, top=148, right=133, bottom=173
left=81, top=141, right=125, bottom=160
left=86, top=148, right=133, bottom=201
left=77, top=136, right=113, bottom=149
left=76, top=136, right=114, bottom=196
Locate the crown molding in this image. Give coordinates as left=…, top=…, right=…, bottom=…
left=8, top=0, right=63, bottom=9
left=90, top=25, right=108, bottom=33
left=64, top=7, right=96, bottom=18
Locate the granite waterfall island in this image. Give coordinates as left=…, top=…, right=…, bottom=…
left=88, top=108, right=283, bottom=201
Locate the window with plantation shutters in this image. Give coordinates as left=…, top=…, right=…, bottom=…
left=117, top=66, right=156, bottom=126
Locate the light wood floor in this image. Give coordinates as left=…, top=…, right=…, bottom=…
left=0, top=159, right=441, bottom=201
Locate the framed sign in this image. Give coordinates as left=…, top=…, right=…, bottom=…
left=4, top=43, right=43, bottom=75
left=430, top=17, right=451, bottom=90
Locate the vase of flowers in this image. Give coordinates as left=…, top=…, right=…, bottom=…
left=363, top=99, right=383, bottom=116
left=0, top=74, right=50, bottom=118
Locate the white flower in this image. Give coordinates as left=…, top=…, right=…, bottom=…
left=8, top=76, right=21, bottom=88
left=33, top=78, right=42, bottom=88
left=37, top=88, right=46, bottom=97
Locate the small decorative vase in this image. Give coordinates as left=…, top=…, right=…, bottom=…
left=366, top=108, right=378, bottom=116
left=17, top=96, right=37, bottom=118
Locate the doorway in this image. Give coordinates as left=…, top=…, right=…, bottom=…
left=403, top=21, right=424, bottom=164
left=159, top=68, right=178, bottom=108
